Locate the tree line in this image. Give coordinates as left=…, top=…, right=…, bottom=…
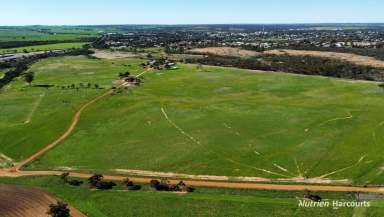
left=0, top=48, right=94, bottom=89
left=186, top=54, right=384, bottom=81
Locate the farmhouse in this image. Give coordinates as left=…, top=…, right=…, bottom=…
left=113, top=72, right=143, bottom=88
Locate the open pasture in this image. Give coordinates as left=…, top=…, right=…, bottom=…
left=8, top=55, right=382, bottom=185
left=0, top=55, right=143, bottom=163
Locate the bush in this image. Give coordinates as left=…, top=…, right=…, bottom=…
left=150, top=179, right=193, bottom=192
left=68, top=180, right=83, bottom=186
left=127, top=185, right=142, bottom=191
left=96, top=181, right=116, bottom=190
left=88, top=174, right=104, bottom=187
left=47, top=201, right=70, bottom=217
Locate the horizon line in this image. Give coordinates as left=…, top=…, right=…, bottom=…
left=1, top=22, right=384, bottom=27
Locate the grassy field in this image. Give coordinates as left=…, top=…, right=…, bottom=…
left=2, top=176, right=380, bottom=217
left=0, top=42, right=88, bottom=54
left=2, top=55, right=384, bottom=184
left=0, top=69, right=5, bottom=78
left=0, top=56, right=144, bottom=164
left=0, top=28, right=96, bottom=42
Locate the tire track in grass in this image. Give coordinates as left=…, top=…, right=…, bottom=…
left=10, top=69, right=150, bottom=172
left=304, top=112, right=354, bottom=178
left=372, top=120, right=384, bottom=146
left=161, top=111, right=293, bottom=178
left=306, top=112, right=353, bottom=132
left=23, top=93, right=45, bottom=124
left=161, top=107, right=201, bottom=145
left=316, top=155, right=367, bottom=179
left=224, top=158, right=291, bottom=178
left=10, top=88, right=117, bottom=171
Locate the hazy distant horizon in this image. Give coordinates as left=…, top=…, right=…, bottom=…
left=1, top=23, right=384, bottom=27
left=1, top=0, right=383, bottom=26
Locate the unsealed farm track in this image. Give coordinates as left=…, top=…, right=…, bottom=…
left=11, top=88, right=114, bottom=172
left=0, top=184, right=85, bottom=217
left=1, top=170, right=384, bottom=193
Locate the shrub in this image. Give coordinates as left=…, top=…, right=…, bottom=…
left=47, top=201, right=70, bottom=217
left=88, top=174, right=104, bottom=187
left=68, top=180, right=84, bottom=186
left=96, top=181, right=116, bottom=190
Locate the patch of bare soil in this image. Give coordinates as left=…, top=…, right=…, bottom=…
left=264, top=49, right=384, bottom=68
left=112, top=169, right=350, bottom=184
left=90, top=49, right=139, bottom=59
left=189, top=47, right=261, bottom=58
left=0, top=184, right=85, bottom=217
left=114, top=169, right=232, bottom=181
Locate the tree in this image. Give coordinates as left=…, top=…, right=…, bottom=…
left=164, top=45, right=171, bottom=54
left=96, top=181, right=116, bottom=190
left=123, top=178, right=141, bottom=190
left=47, top=201, right=70, bottom=217
left=379, top=83, right=384, bottom=91
left=25, top=72, right=34, bottom=85
left=123, top=178, right=134, bottom=187
left=150, top=179, right=160, bottom=188
left=88, top=174, right=103, bottom=187
left=174, top=181, right=187, bottom=192
left=303, top=190, right=322, bottom=202
left=60, top=172, right=70, bottom=183
left=197, top=64, right=203, bottom=71
left=68, top=179, right=83, bottom=186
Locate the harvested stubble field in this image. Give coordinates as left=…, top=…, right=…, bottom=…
left=0, top=183, right=85, bottom=217
left=189, top=47, right=261, bottom=58
left=190, top=47, right=384, bottom=69
left=264, top=49, right=384, bottom=68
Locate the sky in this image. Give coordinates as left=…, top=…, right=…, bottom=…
left=1, top=0, right=384, bottom=25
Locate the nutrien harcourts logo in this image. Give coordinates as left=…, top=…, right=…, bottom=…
left=299, top=200, right=370, bottom=209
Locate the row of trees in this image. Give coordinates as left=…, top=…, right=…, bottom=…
left=150, top=179, right=194, bottom=192
left=0, top=61, right=29, bottom=89
left=60, top=173, right=194, bottom=192
left=49, top=175, right=194, bottom=217
left=59, top=83, right=100, bottom=90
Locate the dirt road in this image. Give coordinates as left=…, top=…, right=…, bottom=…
left=0, top=170, right=383, bottom=193
left=11, top=89, right=115, bottom=172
